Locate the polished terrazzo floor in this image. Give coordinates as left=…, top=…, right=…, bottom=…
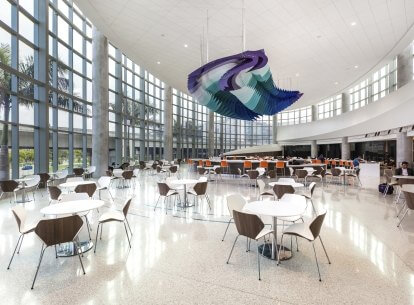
left=1, top=166, right=414, bottom=305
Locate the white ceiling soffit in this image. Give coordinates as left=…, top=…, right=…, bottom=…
left=76, top=0, right=414, bottom=109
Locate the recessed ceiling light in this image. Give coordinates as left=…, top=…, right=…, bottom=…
left=157, top=61, right=161, bottom=65
left=351, top=22, right=357, bottom=26
left=295, top=73, right=300, bottom=77
left=316, top=35, right=322, bottom=39
left=334, top=81, right=339, bottom=85
left=354, top=65, right=359, bottom=69
left=184, top=44, right=188, bottom=48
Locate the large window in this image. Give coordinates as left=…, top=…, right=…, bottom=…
left=371, top=59, right=397, bottom=102
left=276, top=106, right=312, bottom=126
left=349, top=79, right=369, bottom=111
left=317, top=95, right=342, bottom=120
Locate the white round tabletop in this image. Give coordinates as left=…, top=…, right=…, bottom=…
left=15, top=177, right=34, bottom=182
left=40, top=199, right=105, bottom=215
left=268, top=181, right=304, bottom=188
left=170, top=179, right=199, bottom=185
left=393, top=175, right=414, bottom=179
left=243, top=197, right=307, bottom=218
left=59, top=181, right=96, bottom=188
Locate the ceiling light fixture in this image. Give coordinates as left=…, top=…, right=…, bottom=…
left=351, top=22, right=357, bottom=26
left=184, top=44, right=188, bottom=48
left=295, top=73, right=300, bottom=77
left=334, top=81, right=339, bottom=85
left=354, top=65, right=359, bottom=69
left=157, top=61, right=161, bottom=65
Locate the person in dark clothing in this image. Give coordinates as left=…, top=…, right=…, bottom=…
left=395, top=161, right=413, bottom=176
left=318, top=154, right=325, bottom=163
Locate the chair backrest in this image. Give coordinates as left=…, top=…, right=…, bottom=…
left=123, top=197, right=133, bottom=217
left=276, top=161, right=285, bottom=169
left=133, top=168, right=140, bottom=177
left=157, top=182, right=171, bottom=196
left=402, top=185, right=414, bottom=210
left=244, top=160, right=252, bottom=168
left=48, top=185, right=62, bottom=200
left=331, top=168, right=342, bottom=176
left=257, top=179, right=266, bottom=192
left=66, top=177, right=84, bottom=182
left=56, top=169, right=68, bottom=179
left=25, top=175, right=41, bottom=187
left=98, top=176, right=112, bottom=188
left=247, top=170, right=259, bottom=180
left=156, top=166, right=162, bottom=173
left=0, top=180, right=19, bottom=192
left=11, top=205, right=28, bottom=233
left=152, top=163, right=157, bottom=169
left=309, top=182, right=316, bottom=197
left=205, top=160, right=212, bottom=166
left=233, top=210, right=264, bottom=240
left=198, top=160, right=203, bottom=167
left=193, top=181, right=208, bottom=195
left=73, top=168, right=84, bottom=176
left=273, top=184, right=295, bottom=200
left=309, top=210, right=327, bottom=239
left=198, top=167, right=206, bottom=175
left=259, top=160, right=268, bottom=168
left=214, top=167, right=222, bottom=174
left=278, top=178, right=295, bottom=183
left=320, top=169, right=326, bottom=178
left=39, top=173, right=50, bottom=184
left=60, top=192, right=89, bottom=202
left=226, top=194, right=246, bottom=217
left=87, top=166, right=96, bottom=173
left=220, top=160, right=228, bottom=167
left=122, top=170, right=134, bottom=179
left=169, top=166, right=178, bottom=173
left=74, top=183, right=97, bottom=198
left=296, top=169, right=308, bottom=179
left=313, top=166, right=323, bottom=175
left=267, top=170, right=276, bottom=178
left=35, top=215, right=83, bottom=246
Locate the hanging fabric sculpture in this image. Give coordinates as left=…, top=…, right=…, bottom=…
left=187, top=49, right=303, bottom=120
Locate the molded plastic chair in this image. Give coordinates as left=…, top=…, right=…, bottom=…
left=31, top=216, right=85, bottom=289
left=155, top=182, right=181, bottom=214
left=96, top=176, right=113, bottom=200
left=74, top=183, right=97, bottom=198
left=0, top=180, right=20, bottom=203
left=273, top=184, right=295, bottom=200
left=278, top=210, right=331, bottom=281
left=187, top=181, right=211, bottom=210
left=222, top=194, right=246, bottom=241
left=257, top=179, right=274, bottom=200
left=47, top=185, right=62, bottom=204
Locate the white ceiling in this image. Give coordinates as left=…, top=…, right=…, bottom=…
left=76, top=0, right=414, bottom=109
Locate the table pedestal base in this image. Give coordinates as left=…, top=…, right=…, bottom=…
left=258, top=243, right=293, bottom=261
left=57, top=241, right=93, bottom=257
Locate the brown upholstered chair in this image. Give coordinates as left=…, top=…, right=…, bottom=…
left=214, top=167, right=223, bottom=180
left=155, top=182, right=181, bottom=214
left=397, top=185, right=414, bottom=227
left=198, top=167, right=207, bottom=175
left=38, top=173, right=50, bottom=188
left=7, top=205, right=36, bottom=270
left=267, top=170, right=276, bottom=179
left=121, top=170, right=134, bottom=187
left=0, top=180, right=20, bottom=203
left=31, top=215, right=85, bottom=289
left=74, top=183, right=97, bottom=198
left=330, top=168, right=342, bottom=184
left=295, top=169, right=308, bottom=185
left=95, top=197, right=133, bottom=252
left=273, top=184, right=295, bottom=200
left=73, top=168, right=84, bottom=177
left=187, top=181, right=211, bottom=210
left=242, top=170, right=259, bottom=187
left=47, top=185, right=62, bottom=204
left=226, top=210, right=273, bottom=280
left=278, top=210, right=331, bottom=281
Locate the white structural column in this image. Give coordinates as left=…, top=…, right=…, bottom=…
left=396, top=132, right=413, bottom=166
left=92, top=27, right=109, bottom=177
left=208, top=111, right=215, bottom=157
left=272, top=115, right=278, bottom=144
left=310, top=140, right=317, bottom=158
left=397, top=44, right=413, bottom=88
left=163, top=85, right=173, bottom=161
left=341, top=136, right=350, bottom=160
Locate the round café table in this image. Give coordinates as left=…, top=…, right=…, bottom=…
left=59, top=180, right=96, bottom=189
left=15, top=177, right=35, bottom=203
left=40, top=199, right=104, bottom=257
left=243, top=196, right=307, bottom=261
left=268, top=181, right=304, bottom=188
left=169, top=179, right=199, bottom=207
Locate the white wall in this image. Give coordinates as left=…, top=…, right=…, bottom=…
left=276, top=80, right=414, bottom=142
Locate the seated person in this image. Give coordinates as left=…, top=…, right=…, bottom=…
left=395, top=161, right=413, bottom=176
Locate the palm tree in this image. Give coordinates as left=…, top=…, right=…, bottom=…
left=0, top=43, right=70, bottom=180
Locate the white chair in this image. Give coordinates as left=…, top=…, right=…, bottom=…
left=278, top=210, right=331, bottom=281
left=15, top=175, right=41, bottom=201
left=301, top=182, right=317, bottom=213
left=257, top=179, right=274, bottom=200
left=96, top=176, right=113, bottom=200
left=94, top=197, right=133, bottom=252
left=7, top=205, right=37, bottom=269
left=83, top=166, right=96, bottom=179
left=221, top=194, right=246, bottom=241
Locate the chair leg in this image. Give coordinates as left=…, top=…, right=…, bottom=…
left=75, top=240, right=86, bottom=274
left=397, top=209, right=409, bottom=227
left=226, top=235, right=239, bottom=264
left=205, top=194, right=212, bottom=210
left=221, top=219, right=232, bottom=241
left=312, top=242, right=322, bottom=281
left=94, top=223, right=100, bottom=253
left=124, top=222, right=131, bottom=248
left=277, top=234, right=284, bottom=266
left=256, top=240, right=261, bottom=281
left=17, top=233, right=25, bottom=254
left=125, top=218, right=133, bottom=236
left=7, top=234, right=23, bottom=269
left=318, top=236, right=331, bottom=264
left=84, top=216, right=92, bottom=241
left=154, top=196, right=161, bottom=211
left=397, top=202, right=407, bottom=218
left=31, top=243, right=46, bottom=289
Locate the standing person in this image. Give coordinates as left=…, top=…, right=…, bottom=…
left=395, top=161, right=413, bottom=176
left=353, top=156, right=361, bottom=168
left=318, top=154, right=325, bottom=163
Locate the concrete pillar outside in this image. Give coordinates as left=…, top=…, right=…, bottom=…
left=163, top=85, right=173, bottom=161
left=310, top=140, right=317, bottom=158
left=92, top=27, right=109, bottom=177
left=397, top=43, right=413, bottom=89
left=341, top=137, right=351, bottom=160
left=208, top=111, right=214, bottom=157
left=396, top=132, right=413, bottom=167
